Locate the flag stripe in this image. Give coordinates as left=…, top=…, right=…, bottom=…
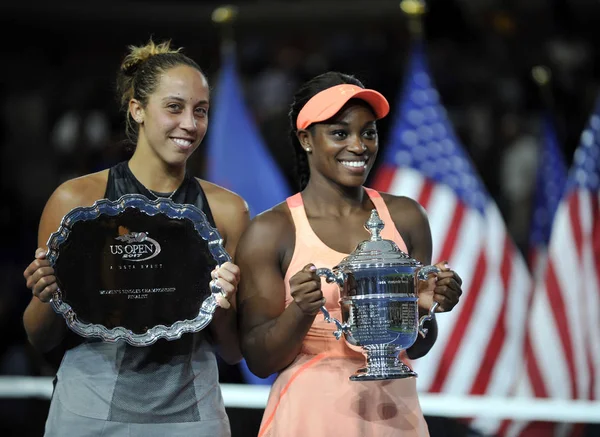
left=569, top=194, right=584, bottom=262
left=470, top=236, right=512, bottom=395
left=590, top=195, right=600, bottom=400
left=429, top=250, right=487, bottom=393
left=436, top=202, right=465, bottom=264
left=546, top=262, right=578, bottom=399
left=525, top=331, right=548, bottom=398
left=416, top=178, right=435, bottom=210
left=372, top=164, right=396, bottom=193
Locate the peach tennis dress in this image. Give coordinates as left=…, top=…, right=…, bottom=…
left=257, top=188, right=430, bottom=437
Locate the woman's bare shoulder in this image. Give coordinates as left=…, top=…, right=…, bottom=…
left=50, top=169, right=110, bottom=211
left=379, top=191, right=428, bottom=224
left=197, top=178, right=248, bottom=214
left=238, top=202, right=294, bottom=254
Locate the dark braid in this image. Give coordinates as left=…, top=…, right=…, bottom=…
left=288, top=72, right=365, bottom=190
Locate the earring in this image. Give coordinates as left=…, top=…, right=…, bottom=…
left=305, top=147, right=312, bottom=153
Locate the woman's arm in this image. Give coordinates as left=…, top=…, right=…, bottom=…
left=236, top=210, right=324, bottom=378
left=202, top=182, right=249, bottom=365
left=23, top=174, right=106, bottom=352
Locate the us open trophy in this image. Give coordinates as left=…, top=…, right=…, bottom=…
left=45, top=194, right=230, bottom=347
left=316, top=209, right=440, bottom=381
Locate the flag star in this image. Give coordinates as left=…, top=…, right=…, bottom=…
left=401, top=129, right=419, bottom=147
left=437, top=158, right=450, bottom=173
left=427, top=89, right=440, bottom=104
left=414, top=72, right=430, bottom=87
left=589, top=173, right=599, bottom=189
left=395, top=150, right=412, bottom=166
left=423, top=106, right=438, bottom=121
left=411, top=90, right=428, bottom=105
left=408, top=109, right=425, bottom=126
left=428, top=141, right=442, bottom=155
left=441, top=139, right=455, bottom=153
left=422, top=161, right=436, bottom=176
left=432, top=123, right=447, bottom=139
left=414, top=145, right=429, bottom=162
left=581, top=129, right=594, bottom=146
left=417, top=125, right=434, bottom=141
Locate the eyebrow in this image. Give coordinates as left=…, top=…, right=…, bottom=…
left=162, top=96, right=209, bottom=105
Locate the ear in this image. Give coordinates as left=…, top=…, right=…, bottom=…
left=297, top=129, right=312, bottom=152
left=129, top=99, right=144, bottom=124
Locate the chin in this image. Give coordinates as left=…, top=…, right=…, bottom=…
left=163, top=154, right=189, bottom=167
left=339, top=177, right=367, bottom=188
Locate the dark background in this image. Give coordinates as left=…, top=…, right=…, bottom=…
left=1, top=0, right=599, bottom=435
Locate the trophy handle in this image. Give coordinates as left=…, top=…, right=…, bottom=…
left=315, top=268, right=349, bottom=340
left=417, top=265, right=441, bottom=338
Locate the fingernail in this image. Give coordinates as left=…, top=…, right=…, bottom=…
left=309, top=265, right=316, bottom=272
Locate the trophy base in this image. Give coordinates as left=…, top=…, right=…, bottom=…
left=349, top=344, right=417, bottom=381
left=350, top=362, right=417, bottom=381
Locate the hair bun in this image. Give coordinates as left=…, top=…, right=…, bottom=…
left=120, top=39, right=182, bottom=76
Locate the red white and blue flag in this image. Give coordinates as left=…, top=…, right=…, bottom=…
left=372, top=42, right=532, bottom=435
left=507, top=103, right=600, bottom=437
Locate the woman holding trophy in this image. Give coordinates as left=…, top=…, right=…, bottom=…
left=22, top=39, right=246, bottom=436
left=236, top=72, right=463, bottom=436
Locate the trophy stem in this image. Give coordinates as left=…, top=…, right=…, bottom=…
left=350, top=344, right=417, bottom=381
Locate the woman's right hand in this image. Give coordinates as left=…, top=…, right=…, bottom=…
left=289, top=264, right=325, bottom=316
left=23, top=248, right=57, bottom=303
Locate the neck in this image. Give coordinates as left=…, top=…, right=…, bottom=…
left=302, top=177, right=366, bottom=217
left=128, top=145, right=186, bottom=192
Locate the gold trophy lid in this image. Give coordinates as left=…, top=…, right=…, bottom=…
left=337, top=209, right=422, bottom=269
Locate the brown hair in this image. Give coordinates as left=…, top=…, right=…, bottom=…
left=116, top=38, right=206, bottom=145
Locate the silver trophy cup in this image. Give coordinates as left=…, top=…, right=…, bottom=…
left=316, top=209, right=440, bottom=381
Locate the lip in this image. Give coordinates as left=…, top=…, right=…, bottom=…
left=338, top=158, right=369, bottom=174
left=170, top=137, right=195, bottom=151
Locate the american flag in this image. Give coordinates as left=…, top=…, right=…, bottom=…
left=507, top=102, right=600, bottom=437
left=501, top=114, right=568, bottom=437
left=371, top=42, right=532, bottom=435
left=528, top=115, right=568, bottom=271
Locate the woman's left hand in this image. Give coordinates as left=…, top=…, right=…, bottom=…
left=211, top=261, right=241, bottom=309
left=418, top=261, right=462, bottom=313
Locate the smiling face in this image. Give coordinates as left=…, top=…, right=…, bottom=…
left=299, top=100, right=379, bottom=188
left=130, top=64, right=210, bottom=166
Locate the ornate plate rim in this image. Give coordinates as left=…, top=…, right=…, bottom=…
left=46, top=193, right=231, bottom=347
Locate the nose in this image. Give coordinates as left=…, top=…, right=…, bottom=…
left=180, top=110, right=198, bottom=132
left=347, top=134, right=367, bottom=154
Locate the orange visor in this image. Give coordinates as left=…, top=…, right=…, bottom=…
left=296, top=84, right=390, bottom=130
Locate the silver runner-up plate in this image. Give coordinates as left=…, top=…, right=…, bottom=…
left=45, top=194, right=231, bottom=347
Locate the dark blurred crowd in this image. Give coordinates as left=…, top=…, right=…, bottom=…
left=1, top=1, right=600, bottom=436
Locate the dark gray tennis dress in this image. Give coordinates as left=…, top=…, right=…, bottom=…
left=44, top=161, right=230, bottom=437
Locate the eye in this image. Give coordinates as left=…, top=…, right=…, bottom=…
left=195, top=107, right=208, bottom=117
left=167, top=103, right=182, bottom=112
left=363, top=129, right=378, bottom=140
left=330, top=130, right=348, bottom=140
